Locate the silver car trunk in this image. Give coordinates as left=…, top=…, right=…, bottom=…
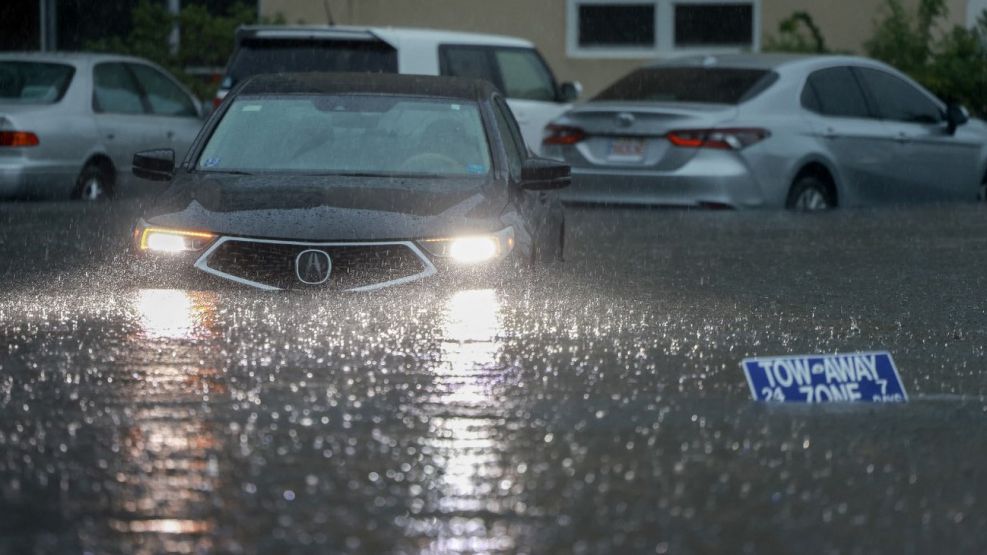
left=559, top=101, right=739, bottom=169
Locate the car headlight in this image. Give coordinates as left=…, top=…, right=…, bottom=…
left=421, top=227, right=515, bottom=264
left=136, top=226, right=217, bottom=254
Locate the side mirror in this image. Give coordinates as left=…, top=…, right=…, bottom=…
left=946, top=103, right=970, bottom=135
left=133, top=149, right=175, bottom=182
left=559, top=81, right=582, bottom=103
left=521, top=158, right=570, bottom=190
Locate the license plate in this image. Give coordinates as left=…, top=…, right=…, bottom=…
left=608, top=138, right=646, bottom=161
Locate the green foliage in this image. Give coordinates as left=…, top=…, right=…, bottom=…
left=770, top=1, right=987, bottom=117
left=84, top=0, right=268, bottom=100
left=865, top=0, right=987, bottom=116
left=764, top=11, right=829, bottom=54
left=864, top=0, right=946, bottom=77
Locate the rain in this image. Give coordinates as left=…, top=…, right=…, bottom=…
left=3, top=0, right=987, bottom=553
left=3, top=201, right=987, bottom=553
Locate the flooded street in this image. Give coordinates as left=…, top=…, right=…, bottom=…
left=2, top=201, right=987, bottom=554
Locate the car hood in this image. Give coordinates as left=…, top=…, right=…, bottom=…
left=143, top=172, right=511, bottom=242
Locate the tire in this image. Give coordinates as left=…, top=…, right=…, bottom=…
left=72, top=162, right=114, bottom=201
left=530, top=220, right=566, bottom=268
left=786, top=175, right=835, bottom=211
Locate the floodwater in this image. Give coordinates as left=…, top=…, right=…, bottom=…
left=1, top=201, right=986, bottom=554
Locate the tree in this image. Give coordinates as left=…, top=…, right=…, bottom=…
left=866, top=0, right=987, bottom=116
left=764, top=11, right=829, bottom=54
left=85, top=1, right=267, bottom=100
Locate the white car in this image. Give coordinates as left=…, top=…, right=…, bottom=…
left=214, top=26, right=581, bottom=153
left=0, top=52, right=203, bottom=200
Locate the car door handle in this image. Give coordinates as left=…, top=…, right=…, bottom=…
left=822, top=128, right=840, bottom=140
left=166, top=130, right=175, bottom=139
left=896, top=133, right=910, bottom=144
left=105, top=133, right=115, bottom=141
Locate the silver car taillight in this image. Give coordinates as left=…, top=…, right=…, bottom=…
left=543, top=124, right=587, bottom=146
left=0, top=131, right=39, bottom=147
left=667, top=128, right=770, bottom=150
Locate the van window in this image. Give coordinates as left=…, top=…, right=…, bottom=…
left=493, top=49, right=557, bottom=102
left=441, top=45, right=560, bottom=102
left=227, top=39, right=398, bottom=87
left=440, top=46, right=498, bottom=85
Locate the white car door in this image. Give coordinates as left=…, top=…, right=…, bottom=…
left=127, top=63, right=203, bottom=162
left=92, top=62, right=160, bottom=192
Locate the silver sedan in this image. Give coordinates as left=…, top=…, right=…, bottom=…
left=543, top=54, right=987, bottom=209
left=0, top=52, right=203, bottom=200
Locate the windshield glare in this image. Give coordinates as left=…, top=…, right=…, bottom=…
left=0, top=62, right=75, bottom=104
left=198, top=95, right=492, bottom=176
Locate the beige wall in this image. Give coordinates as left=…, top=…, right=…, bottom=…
left=761, top=0, right=968, bottom=53
left=261, top=0, right=971, bottom=96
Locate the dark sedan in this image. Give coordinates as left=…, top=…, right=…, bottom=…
left=130, top=73, right=569, bottom=291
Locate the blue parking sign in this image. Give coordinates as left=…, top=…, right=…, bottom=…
left=742, top=352, right=907, bottom=403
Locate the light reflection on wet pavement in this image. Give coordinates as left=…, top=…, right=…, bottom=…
left=1, top=202, right=987, bottom=553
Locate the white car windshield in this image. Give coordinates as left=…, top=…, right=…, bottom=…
left=198, top=95, right=492, bottom=177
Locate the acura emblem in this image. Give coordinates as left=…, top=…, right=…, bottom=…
left=295, top=249, right=332, bottom=285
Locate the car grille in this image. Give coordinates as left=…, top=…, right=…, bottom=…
left=199, top=239, right=432, bottom=291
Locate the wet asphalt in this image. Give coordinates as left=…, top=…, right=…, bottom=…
left=1, top=200, right=986, bottom=554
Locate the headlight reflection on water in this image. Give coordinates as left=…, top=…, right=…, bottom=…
left=134, top=289, right=217, bottom=340
left=113, top=291, right=225, bottom=551
left=411, top=289, right=518, bottom=553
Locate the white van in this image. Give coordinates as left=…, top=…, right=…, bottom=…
left=214, top=26, right=581, bottom=154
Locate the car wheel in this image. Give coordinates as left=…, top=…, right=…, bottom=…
left=786, top=176, right=835, bottom=211
left=72, top=162, right=113, bottom=201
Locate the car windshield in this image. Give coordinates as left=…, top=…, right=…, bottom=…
left=198, top=95, right=492, bottom=176
left=0, top=61, right=75, bottom=104
left=227, top=39, right=398, bottom=87
left=593, top=67, right=774, bottom=104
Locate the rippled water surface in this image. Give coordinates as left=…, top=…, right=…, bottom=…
left=1, top=202, right=987, bottom=553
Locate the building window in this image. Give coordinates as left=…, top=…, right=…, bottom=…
left=567, top=0, right=760, bottom=58
left=577, top=4, right=656, bottom=48
left=674, top=4, right=753, bottom=47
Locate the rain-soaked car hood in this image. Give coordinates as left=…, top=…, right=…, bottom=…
left=143, top=172, right=511, bottom=242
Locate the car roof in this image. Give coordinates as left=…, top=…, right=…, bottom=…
left=0, top=51, right=156, bottom=66
left=237, top=25, right=534, bottom=49
left=647, top=53, right=891, bottom=72
left=237, top=72, right=498, bottom=101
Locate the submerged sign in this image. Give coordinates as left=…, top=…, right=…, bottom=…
left=742, top=352, right=907, bottom=403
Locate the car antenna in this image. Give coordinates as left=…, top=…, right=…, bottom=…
left=323, top=0, right=336, bottom=26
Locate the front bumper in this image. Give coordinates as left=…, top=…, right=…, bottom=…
left=559, top=150, right=768, bottom=208
left=133, top=235, right=519, bottom=292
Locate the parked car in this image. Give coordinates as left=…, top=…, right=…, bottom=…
left=0, top=52, right=204, bottom=200
left=131, top=73, right=569, bottom=291
left=543, top=54, right=987, bottom=209
left=214, top=26, right=581, bottom=153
